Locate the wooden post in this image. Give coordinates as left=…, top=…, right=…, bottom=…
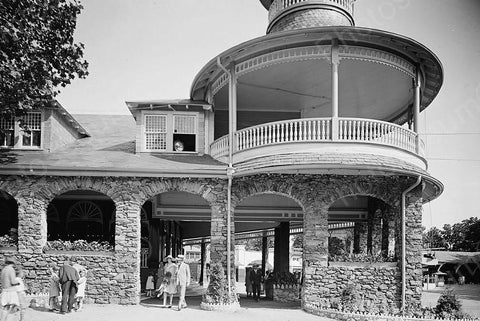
left=331, top=39, right=340, bottom=140
left=414, top=67, right=421, bottom=153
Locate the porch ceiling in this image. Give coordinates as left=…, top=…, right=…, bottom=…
left=213, top=58, right=412, bottom=122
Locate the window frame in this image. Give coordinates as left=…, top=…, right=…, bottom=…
left=142, top=110, right=198, bottom=153
left=0, top=111, right=44, bottom=150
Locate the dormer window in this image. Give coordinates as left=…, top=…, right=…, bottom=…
left=144, top=111, right=197, bottom=152
left=0, top=112, right=42, bottom=149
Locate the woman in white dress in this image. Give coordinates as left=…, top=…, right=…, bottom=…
left=162, top=255, right=177, bottom=308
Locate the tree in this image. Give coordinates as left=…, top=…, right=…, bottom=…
left=0, top=0, right=88, bottom=118
left=442, top=217, right=480, bottom=251
left=292, top=234, right=303, bottom=248
left=328, top=236, right=345, bottom=256
left=422, top=226, right=446, bottom=249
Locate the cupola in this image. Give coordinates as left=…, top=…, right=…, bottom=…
left=261, top=0, right=356, bottom=33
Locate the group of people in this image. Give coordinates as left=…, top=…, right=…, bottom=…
left=0, top=257, right=26, bottom=321
left=145, top=254, right=191, bottom=311
left=49, top=260, right=87, bottom=314
left=246, top=264, right=264, bottom=302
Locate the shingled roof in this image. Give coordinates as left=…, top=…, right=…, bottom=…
left=0, top=114, right=226, bottom=177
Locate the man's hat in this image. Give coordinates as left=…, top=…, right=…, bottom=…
left=176, top=255, right=185, bottom=261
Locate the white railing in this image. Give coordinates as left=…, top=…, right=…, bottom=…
left=338, top=118, right=418, bottom=154
left=236, top=117, right=331, bottom=151
left=268, top=0, right=355, bottom=23
left=209, top=117, right=423, bottom=160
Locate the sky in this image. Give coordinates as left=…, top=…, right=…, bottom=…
left=56, top=0, right=480, bottom=229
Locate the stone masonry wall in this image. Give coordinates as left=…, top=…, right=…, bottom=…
left=0, top=173, right=423, bottom=310
left=303, top=264, right=401, bottom=314
left=233, top=173, right=422, bottom=313
left=0, top=175, right=229, bottom=304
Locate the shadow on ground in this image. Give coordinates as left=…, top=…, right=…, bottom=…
left=140, top=294, right=301, bottom=310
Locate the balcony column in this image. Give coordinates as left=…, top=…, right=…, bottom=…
left=331, top=38, right=340, bottom=140
left=353, top=221, right=367, bottom=253
left=228, top=65, right=238, bottom=142
left=414, top=67, right=421, bottom=153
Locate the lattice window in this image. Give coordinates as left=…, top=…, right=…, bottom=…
left=145, top=115, right=167, bottom=151
left=21, top=112, right=42, bottom=147
left=174, top=115, right=196, bottom=134
left=0, top=117, right=15, bottom=147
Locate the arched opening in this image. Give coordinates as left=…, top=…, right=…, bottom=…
left=46, top=190, right=115, bottom=249
left=140, top=191, right=211, bottom=297
left=234, top=193, right=303, bottom=301
left=0, top=191, right=18, bottom=247
left=327, top=195, right=396, bottom=262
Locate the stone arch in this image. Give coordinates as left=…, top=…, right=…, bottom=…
left=323, top=178, right=399, bottom=210
left=232, top=176, right=312, bottom=211
left=35, top=177, right=123, bottom=205
left=134, top=178, right=222, bottom=209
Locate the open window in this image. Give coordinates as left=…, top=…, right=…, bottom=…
left=0, top=112, right=42, bottom=149
left=144, top=112, right=197, bottom=152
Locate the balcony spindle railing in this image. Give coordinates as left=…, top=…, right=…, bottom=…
left=209, top=117, right=422, bottom=160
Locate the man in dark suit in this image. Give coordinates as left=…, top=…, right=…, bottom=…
left=58, top=260, right=79, bottom=314
left=249, top=264, right=263, bottom=302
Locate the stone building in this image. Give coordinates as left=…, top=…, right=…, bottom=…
left=0, top=0, right=443, bottom=314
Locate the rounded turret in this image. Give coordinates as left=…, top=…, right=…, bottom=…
left=261, top=0, right=355, bottom=33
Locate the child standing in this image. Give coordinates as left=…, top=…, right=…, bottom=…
left=75, top=268, right=87, bottom=311
left=15, top=270, right=27, bottom=321
left=48, top=268, right=61, bottom=311
left=145, top=272, right=154, bottom=297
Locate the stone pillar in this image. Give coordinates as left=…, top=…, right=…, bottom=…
left=17, top=196, right=47, bottom=253
left=114, top=201, right=142, bottom=304
left=381, top=212, right=389, bottom=258
left=367, top=200, right=382, bottom=255
left=302, top=202, right=329, bottom=306
left=210, top=203, right=235, bottom=278
left=382, top=206, right=396, bottom=258
left=404, top=187, right=423, bottom=311
left=274, top=222, right=290, bottom=273
left=353, top=222, right=367, bottom=253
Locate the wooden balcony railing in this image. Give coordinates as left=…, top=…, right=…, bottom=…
left=268, top=0, right=355, bottom=23
left=209, top=117, right=424, bottom=160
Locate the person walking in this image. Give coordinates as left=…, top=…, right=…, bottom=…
left=250, top=264, right=263, bottom=302
left=48, top=268, right=61, bottom=311
left=176, top=255, right=190, bottom=311
left=161, top=255, right=177, bottom=308
left=58, top=260, right=79, bottom=314
left=1, top=257, right=20, bottom=321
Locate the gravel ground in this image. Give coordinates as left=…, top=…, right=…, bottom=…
left=3, top=284, right=479, bottom=321
left=5, top=298, right=333, bottom=321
